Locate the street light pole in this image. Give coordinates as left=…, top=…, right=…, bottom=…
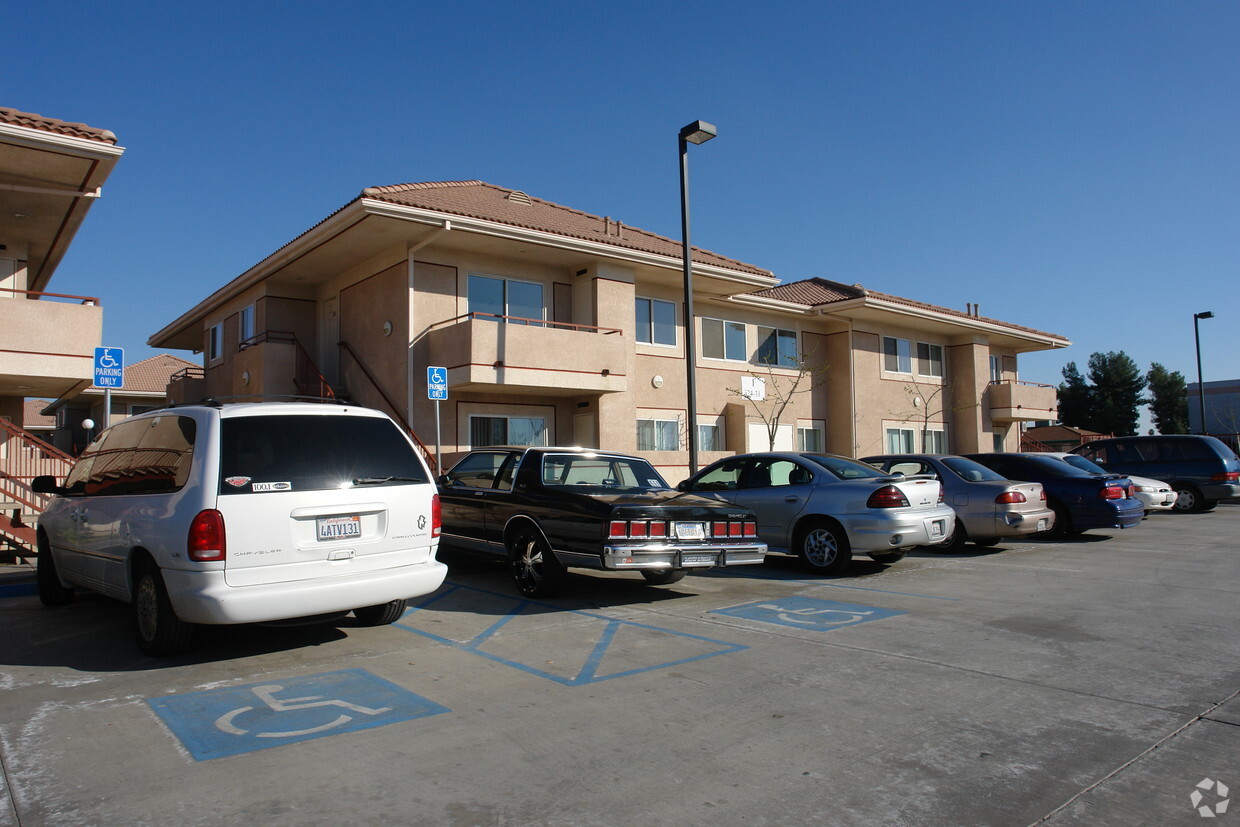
left=679, top=120, right=717, bottom=475
left=1193, top=310, right=1214, bottom=434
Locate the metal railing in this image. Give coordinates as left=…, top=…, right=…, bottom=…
left=426, top=312, right=623, bottom=335
left=338, top=341, right=437, bottom=473
left=238, top=330, right=337, bottom=400
left=0, top=418, right=75, bottom=555
left=0, top=286, right=101, bottom=305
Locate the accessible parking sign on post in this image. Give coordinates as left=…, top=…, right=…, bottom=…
left=93, top=347, right=124, bottom=388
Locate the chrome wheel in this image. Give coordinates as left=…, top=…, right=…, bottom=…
left=509, top=530, right=563, bottom=598
left=797, top=521, right=852, bottom=575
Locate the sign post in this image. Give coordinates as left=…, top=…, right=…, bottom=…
left=427, top=367, right=448, bottom=472
left=93, top=347, right=125, bottom=429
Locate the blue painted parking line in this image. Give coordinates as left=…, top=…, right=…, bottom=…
left=399, top=584, right=747, bottom=686
left=712, top=596, right=906, bottom=631
left=706, top=567, right=959, bottom=601
left=0, top=581, right=37, bottom=599
left=148, top=668, right=448, bottom=761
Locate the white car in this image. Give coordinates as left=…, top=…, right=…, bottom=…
left=1042, top=452, right=1178, bottom=515
left=34, top=402, right=447, bottom=655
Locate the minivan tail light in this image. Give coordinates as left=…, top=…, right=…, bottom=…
left=431, top=494, right=442, bottom=538
left=867, top=485, right=910, bottom=508
left=188, top=509, right=226, bottom=562
left=1212, top=471, right=1239, bottom=483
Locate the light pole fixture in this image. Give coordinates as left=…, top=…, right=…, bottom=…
left=1193, top=310, right=1214, bottom=434
left=679, top=120, right=717, bottom=474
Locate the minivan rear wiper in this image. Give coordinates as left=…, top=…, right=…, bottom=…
left=352, top=476, right=423, bottom=485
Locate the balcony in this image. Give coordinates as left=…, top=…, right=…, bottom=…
left=0, top=288, right=102, bottom=398
left=425, top=313, right=627, bottom=396
left=988, top=380, right=1058, bottom=422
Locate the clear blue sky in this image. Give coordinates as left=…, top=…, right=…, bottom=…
left=7, top=0, right=1237, bottom=408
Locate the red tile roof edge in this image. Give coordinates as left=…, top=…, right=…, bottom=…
left=0, top=106, right=118, bottom=145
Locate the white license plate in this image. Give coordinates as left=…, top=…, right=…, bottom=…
left=929, top=519, right=945, bottom=538
left=317, top=515, right=361, bottom=541
left=1037, top=518, right=1048, bottom=532
left=674, top=522, right=706, bottom=540
left=682, top=553, right=717, bottom=565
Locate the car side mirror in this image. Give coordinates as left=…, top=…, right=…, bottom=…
left=676, top=480, right=690, bottom=491
left=32, top=475, right=62, bottom=494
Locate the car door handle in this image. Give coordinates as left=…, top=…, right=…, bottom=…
left=784, top=496, right=799, bottom=503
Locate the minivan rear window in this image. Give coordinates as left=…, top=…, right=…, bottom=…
left=219, top=415, right=428, bottom=494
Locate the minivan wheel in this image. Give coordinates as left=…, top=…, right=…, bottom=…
left=509, top=529, right=564, bottom=598
left=36, top=538, right=74, bottom=606
left=133, top=561, right=195, bottom=656
left=796, top=520, right=852, bottom=575
left=1172, top=485, right=1203, bottom=513
left=353, top=599, right=407, bottom=626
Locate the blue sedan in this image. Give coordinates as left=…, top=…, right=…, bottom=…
left=963, top=453, right=1144, bottom=537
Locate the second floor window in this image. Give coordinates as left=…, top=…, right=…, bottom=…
left=701, top=318, right=746, bottom=361
left=207, top=323, right=223, bottom=362
left=239, top=305, right=255, bottom=343
left=917, top=342, right=944, bottom=378
left=757, top=326, right=798, bottom=367
left=636, top=298, right=676, bottom=346
left=883, top=337, right=911, bottom=373
left=468, top=274, right=544, bottom=325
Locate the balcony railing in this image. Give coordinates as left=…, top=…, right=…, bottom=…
left=0, top=286, right=100, bottom=304
left=987, top=379, right=1058, bottom=422
left=425, top=313, right=627, bottom=394
left=239, top=330, right=336, bottom=399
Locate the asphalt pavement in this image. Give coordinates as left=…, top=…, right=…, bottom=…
left=1, top=506, right=1237, bottom=826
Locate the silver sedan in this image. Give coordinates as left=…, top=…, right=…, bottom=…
left=679, top=452, right=956, bottom=575
left=863, top=454, right=1055, bottom=550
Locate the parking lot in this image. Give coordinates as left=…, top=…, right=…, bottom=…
left=2, top=507, right=1238, bottom=826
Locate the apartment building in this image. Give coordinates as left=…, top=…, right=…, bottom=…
left=149, top=181, right=1067, bottom=476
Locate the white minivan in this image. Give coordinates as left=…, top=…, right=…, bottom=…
left=34, top=401, right=447, bottom=655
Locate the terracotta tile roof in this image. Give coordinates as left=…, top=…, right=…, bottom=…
left=0, top=106, right=118, bottom=145
left=122, top=354, right=200, bottom=393
left=357, top=181, right=773, bottom=278
left=750, top=277, right=1064, bottom=340
left=22, top=400, right=54, bottom=429
left=1025, top=425, right=1106, bottom=442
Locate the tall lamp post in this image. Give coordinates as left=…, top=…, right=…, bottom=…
left=1193, top=310, right=1214, bottom=434
left=679, top=120, right=717, bottom=474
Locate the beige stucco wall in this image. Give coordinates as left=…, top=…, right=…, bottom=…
left=0, top=299, right=101, bottom=382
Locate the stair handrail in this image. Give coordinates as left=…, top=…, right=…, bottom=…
left=0, top=418, right=75, bottom=514
left=337, top=341, right=437, bottom=472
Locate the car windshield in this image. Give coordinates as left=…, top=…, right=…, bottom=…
left=540, top=453, right=670, bottom=492
left=806, top=454, right=887, bottom=480
left=940, top=456, right=1007, bottom=482
left=219, top=415, right=428, bottom=494
left=1059, top=454, right=1108, bottom=475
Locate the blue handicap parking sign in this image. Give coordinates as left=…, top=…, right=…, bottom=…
left=712, top=596, right=905, bottom=631
left=148, top=668, right=449, bottom=760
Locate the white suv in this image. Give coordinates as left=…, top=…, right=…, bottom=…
left=34, top=401, right=447, bottom=655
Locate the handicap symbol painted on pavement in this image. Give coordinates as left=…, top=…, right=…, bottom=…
left=712, top=596, right=905, bottom=631
left=148, top=668, right=449, bottom=761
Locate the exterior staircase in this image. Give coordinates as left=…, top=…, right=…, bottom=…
left=0, top=418, right=74, bottom=561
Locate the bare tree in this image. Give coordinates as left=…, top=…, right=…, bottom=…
left=888, top=380, right=978, bottom=452
left=728, top=353, right=828, bottom=451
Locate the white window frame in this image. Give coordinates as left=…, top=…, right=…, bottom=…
left=923, top=427, right=947, bottom=454
left=468, top=414, right=549, bottom=448
left=239, top=304, right=256, bottom=344
left=883, top=336, right=912, bottom=374
left=701, top=318, right=747, bottom=362
left=637, top=417, right=681, bottom=451
left=990, top=355, right=1003, bottom=382
left=916, top=342, right=944, bottom=378
left=207, top=323, right=224, bottom=363
left=756, top=326, right=799, bottom=368
left=467, top=273, right=545, bottom=325
left=797, top=420, right=825, bottom=452
left=635, top=297, right=677, bottom=347
left=886, top=427, right=915, bottom=453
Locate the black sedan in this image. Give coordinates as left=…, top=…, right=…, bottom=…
left=437, top=446, right=767, bottom=597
